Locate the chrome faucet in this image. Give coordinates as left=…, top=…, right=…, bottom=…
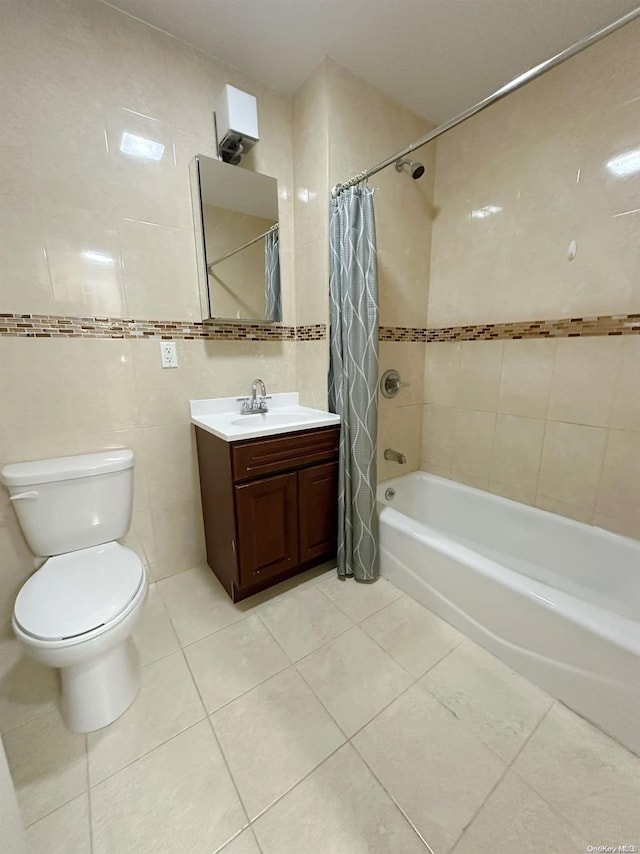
left=384, top=448, right=407, bottom=464
left=238, top=378, right=271, bottom=414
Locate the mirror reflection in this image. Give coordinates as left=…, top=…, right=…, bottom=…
left=192, top=155, right=281, bottom=322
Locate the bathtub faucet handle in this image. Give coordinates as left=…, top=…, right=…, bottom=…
left=380, top=369, right=409, bottom=399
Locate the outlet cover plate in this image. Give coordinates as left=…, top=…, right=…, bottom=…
left=160, top=340, right=178, bottom=368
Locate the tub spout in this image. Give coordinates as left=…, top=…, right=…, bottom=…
left=384, top=448, right=406, bottom=464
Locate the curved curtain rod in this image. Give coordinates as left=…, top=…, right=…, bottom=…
left=207, top=223, right=279, bottom=271
left=332, top=7, right=640, bottom=197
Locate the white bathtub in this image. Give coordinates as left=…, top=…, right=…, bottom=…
left=378, top=471, right=640, bottom=754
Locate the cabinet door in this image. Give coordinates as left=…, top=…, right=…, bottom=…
left=298, top=461, right=339, bottom=563
left=235, top=472, right=299, bottom=586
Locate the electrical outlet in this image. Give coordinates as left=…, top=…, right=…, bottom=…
left=160, top=340, right=178, bottom=368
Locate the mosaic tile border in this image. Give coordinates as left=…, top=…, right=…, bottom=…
left=2, top=313, right=638, bottom=343
left=0, top=314, right=327, bottom=342
left=380, top=313, right=640, bottom=343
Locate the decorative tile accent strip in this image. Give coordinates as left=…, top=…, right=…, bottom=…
left=3, top=313, right=638, bottom=343
left=296, top=324, right=327, bottom=341
left=380, top=313, right=640, bottom=343
left=0, top=313, right=327, bottom=342
left=379, top=326, right=427, bottom=342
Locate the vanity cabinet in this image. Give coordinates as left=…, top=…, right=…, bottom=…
left=194, top=424, right=340, bottom=601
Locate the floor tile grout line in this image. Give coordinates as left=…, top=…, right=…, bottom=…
left=196, top=658, right=291, bottom=718
left=353, top=628, right=417, bottom=680
left=85, top=714, right=250, bottom=836
left=447, top=700, right=556, bottom=853
left=244, top=742, right=347, bottom=826
left=243, top=735, right=434, bottom=852
left=345, top=676, right=420, bottom=743
left=292, top=661, right=353, bottom=743
left=342, top=634, right=561, bottom=854
left=358, top=615, right=459, bottom=682
left=251, top=609, right=355, bottom=743
left=85, top=732, right=95, bottom=854
left=345, top=731, right=437, bottom=853
left=506, top=764, right=589, bottom=846
left=196, top=582, right=447, bottom=833
left=419, top=635, right=467, bottom=676
left=11, top=714, right=90, bottom=829
left=215, top=825, right=265, bottom=854
left=314, top=578, right=404, bottom=624
left=336, top=641, right=470, bottom=762
left=87, top=712, right=208, bottom=791
left=0, top=703, right=57, bottom=737
left=500, top=700, right=607, bottom=843
left=372, top=787, right=436, bottom=853
left=255, top=607, right=355, bottom=667
left=176, top=645, right=252, bottom=834
left=504, top=700, right=555, bottom=771
left=21, top=789, right=87, bottom=832
left=85, top=647, right=210, bottom=788
left=158, top=565, right=336, bottom=652
left=238, top=825, right=265, bottom=854
left=0, top=569, right=355, bottom=739
left=203, top=713, right=251, bottom=843
left=0, top=692, right=75, bottom=737
left=415, top=629, right=555, bottom=761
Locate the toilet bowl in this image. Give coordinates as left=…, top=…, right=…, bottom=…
left=1, top=450, right=147, bottom=733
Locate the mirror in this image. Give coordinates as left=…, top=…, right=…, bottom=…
left=191, top=154, right=281, bottom=322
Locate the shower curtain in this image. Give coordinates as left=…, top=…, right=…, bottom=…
left=328, top=186, right=380, bottom=582
left=264, top=227, right=281, bottom=322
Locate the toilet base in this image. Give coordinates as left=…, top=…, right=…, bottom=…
left=60, top=636, right=141, bottom=732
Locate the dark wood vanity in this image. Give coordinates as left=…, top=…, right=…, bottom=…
left=194, top=424, right=340, bottom=601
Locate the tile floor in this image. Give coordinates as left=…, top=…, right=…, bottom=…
left=1, top=564, right=639, bottom=854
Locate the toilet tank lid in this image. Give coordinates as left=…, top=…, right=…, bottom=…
left=1, top=449, right=134, bottom=487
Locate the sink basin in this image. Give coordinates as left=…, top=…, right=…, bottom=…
left=230, top=412, right=317, bottom=427
left=190, top=393, right=340, bottom=442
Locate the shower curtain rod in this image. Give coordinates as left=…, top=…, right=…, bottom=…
left=207, top=223, right=279, bottom=270
left=331, top=7, right=640, bottom=197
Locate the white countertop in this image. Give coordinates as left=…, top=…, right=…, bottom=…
left=190, top=393, right=341, bottom=442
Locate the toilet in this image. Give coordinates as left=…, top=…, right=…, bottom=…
left=1, top=449, right=147, bottom=733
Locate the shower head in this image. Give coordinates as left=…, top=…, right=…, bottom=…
left=395, top=158, right=425, bottom=179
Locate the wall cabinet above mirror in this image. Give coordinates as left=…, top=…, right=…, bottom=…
left=191, top=155, right=282, bottom=323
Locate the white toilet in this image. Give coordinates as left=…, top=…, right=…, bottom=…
left=1, top=449, right=147, bottom=733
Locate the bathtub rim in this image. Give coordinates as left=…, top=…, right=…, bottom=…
left=378, top=475, right=640, bottom=657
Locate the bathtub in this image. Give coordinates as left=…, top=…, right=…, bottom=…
left=378, top=471, right=640, bottom=755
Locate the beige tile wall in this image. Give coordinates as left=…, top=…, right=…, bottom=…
left=323, top=60, right=436, bottom=480
left=292, top=63, right=331, bottom=410
left=421, top=336, right=640, bottom=538
left=0, top=0, right=302, bottom=631
left=0, top=336, right=297, bottom=632
left=428, top=18, right=640, bottom=328
left=422, top=18, right=640, bottom=538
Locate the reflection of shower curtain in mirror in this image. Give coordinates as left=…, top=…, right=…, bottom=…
left=264, top=228, right=281, bottom=321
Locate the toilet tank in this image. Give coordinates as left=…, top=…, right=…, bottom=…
left=1, top=450, right=135, bottom=557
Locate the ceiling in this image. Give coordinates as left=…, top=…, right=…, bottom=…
left=105, top=0, right=640, bottom=122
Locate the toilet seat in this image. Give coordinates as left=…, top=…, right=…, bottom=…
left=14, top=542, right=144, bottom=642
